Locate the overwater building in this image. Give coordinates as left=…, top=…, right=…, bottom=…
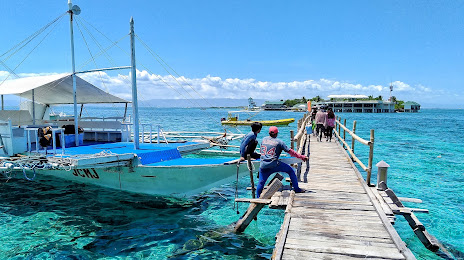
left=313, top=95, right=396, bottom=113
left=262, top=100, right=287, bottom=110
left=403, top=101, right=421, bottom=112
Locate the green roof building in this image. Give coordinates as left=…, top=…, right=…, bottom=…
left=263, top=100, right=286, bottom=110
left=403, top=101, right=421, bottom=112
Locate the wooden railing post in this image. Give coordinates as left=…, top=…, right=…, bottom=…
left=338, top=117, right=341, bottom=136
left=351, top=120, right=357, bottom=155
left=366, top=129, right=375, bottom=186
left=290, top=130, right=294, bottom=150
left=343, top=118, right=347, bottom=148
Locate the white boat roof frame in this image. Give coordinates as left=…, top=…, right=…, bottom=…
left=0, top=73, right=129, bottom=105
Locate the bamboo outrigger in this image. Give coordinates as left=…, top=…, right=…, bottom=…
left=220, top=111, right=295, bottom=126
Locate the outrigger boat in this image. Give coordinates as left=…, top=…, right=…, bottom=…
left=0, top=1, right=259, bottom=197
left=221, top=111, right=295, bottom=126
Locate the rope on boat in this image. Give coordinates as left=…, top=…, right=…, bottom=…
left=0, top=156, right=49, bottom=181
left=23, top=167, right=36, bottom=181
left=246, top=160, right=255, bottom=172
left=0, top=151, right=126, bottom=181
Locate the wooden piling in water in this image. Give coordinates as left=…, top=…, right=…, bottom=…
left=376, top=181, right=439, bottom=252
left=234, top=178, right=283, bottom=233
left=247, top=154, right=256, bottom=199
left=290, top=130, right=294, bottom=150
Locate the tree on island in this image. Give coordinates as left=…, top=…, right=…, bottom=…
left=283, top=97, right=309, bottom=107
left=390, top=96, right=404, bottom=111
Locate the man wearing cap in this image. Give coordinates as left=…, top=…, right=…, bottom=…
left=239, top=122, right=263, bottom=161
left=256, top=126, right=308, bottom=197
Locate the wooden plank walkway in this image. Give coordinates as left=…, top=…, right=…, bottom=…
left=273, top=133, right=415, bottom=260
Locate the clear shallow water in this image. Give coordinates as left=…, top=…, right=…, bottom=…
left=1, top=107, right=463, bottom=259
left=337, top=109, right=464, bottom=260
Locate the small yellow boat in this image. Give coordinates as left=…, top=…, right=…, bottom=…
left=220, top=111, right=295, bottom=126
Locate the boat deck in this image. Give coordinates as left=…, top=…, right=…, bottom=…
left=44, top=142, right=211, bottom=165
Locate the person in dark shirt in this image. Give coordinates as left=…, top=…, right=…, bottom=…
left=239, top=122, right=262, bottom=161
left=256, top=126, right=308, bottom=197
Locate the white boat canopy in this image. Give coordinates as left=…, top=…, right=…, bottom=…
left=0, top=73, right=129, bottom=105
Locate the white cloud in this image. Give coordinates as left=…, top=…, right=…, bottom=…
left=393, top=81, right=413, bottom=92
left=0, top=70, right=462, bottom=107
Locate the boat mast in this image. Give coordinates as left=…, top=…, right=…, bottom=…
left=130, top=17, right=140, bottom=149
left=68, top=0, right=80, bottom=146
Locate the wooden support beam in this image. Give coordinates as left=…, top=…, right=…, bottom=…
left=235, top=198, right=272, bottom=204
left=403, top=212, right=425, bottom=231
left=270, top=192, right=281, bottom=209
left=389, top=204, right=429, bottom=215
left=272, top=213, right=291, bottom=260
left=407, top=208, right=429, bottom=213
left=234, top=178, right=283, bottom=233
left=398, top=197, right=423, bottom=203
left=384, top=188, right=404, bottom=207
left=413, top=228, right=440, bottom=252
left=377, top=180, right=388, bottom=191
left=381, top=186, right=438, bottom=254
left=270, top=173, right=284, bottom=183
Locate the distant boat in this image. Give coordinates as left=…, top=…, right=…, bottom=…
left=220, top=111, right=295, bottom=126
left=247, top=97, right=260, bottom=111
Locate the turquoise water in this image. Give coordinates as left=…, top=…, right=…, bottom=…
left=1, top=107, right=463, bottom=259
left=336, top=109, right=464, bottom=260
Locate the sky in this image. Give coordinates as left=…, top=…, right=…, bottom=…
left=0, top=0, right=463, bottom=108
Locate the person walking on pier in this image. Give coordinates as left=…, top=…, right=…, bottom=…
left=310, top=106, right=318, bottom=136
left=315, top=105, right=328, bottom=142
left=325, top=108, right=336, bottom=142
left=239, top=122, right=263, bottom=161
left=256, top=126, right=307, bottom=197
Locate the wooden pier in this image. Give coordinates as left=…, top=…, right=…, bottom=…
left=233, top=114, right=440, bottom=259
left=272, top=133, right=415, bottom=259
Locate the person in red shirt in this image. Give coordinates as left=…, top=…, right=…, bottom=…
left=256, top=126, right=308, bottom=197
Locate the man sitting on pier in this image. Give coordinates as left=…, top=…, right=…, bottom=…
left=239, top=122, right=263, bottom=161
left=256, top=126, right=307, bottom=197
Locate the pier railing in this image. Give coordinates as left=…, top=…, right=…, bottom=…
left=334, top=116, right=375, bottom=186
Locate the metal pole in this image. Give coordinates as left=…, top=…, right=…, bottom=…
left=1, top=95, right=3, bottom=110
left=32, top=89, right=36, bottom=124
left=68, top=0, right=79, bottom=146
left=130, top=17, right=140, bottom=149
